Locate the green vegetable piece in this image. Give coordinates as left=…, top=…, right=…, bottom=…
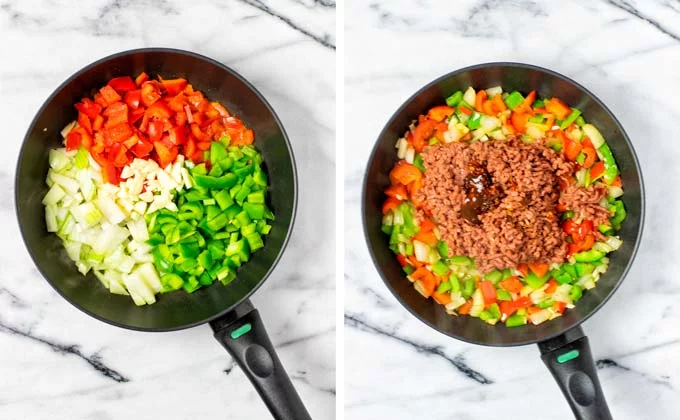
left=485, top=270, right=503, bottom=284
left=574, top=249, right=605, bottom=263
left=504, top=91, right=525, bottom=110
left=560, top=108, right=582, bottom=130
left=432, top=261, right=449, bottom=276
left=179, top=242, right=201, bottom=259
left=242, top=202, right=263, bottom=220
left=403, top=265, right=415, bottom=275
left=537, top=299, right=554, bottom=309
left=208, top=163, right=224, bottom=177
left=525, top=272, right=549, bottom=289
left=247, top=191, right=265, bottom=204
left=610, top=200, right=626, bottom=228
left=253, top=170, right=268, bottom=187
left=488, top=303, right=501, bottom=319
left=575, top=116, right=586, bottom=127
left=575, top=263, right=595, bottom=277
left=203, top=198, right=216, bottom=206
left=178, top=202, right=203, bottom=221
left=194, top=173, right=238, bottom=190
left=183, top=276, right=201, bottom=293
left=199, top=272, right=213, bottom=286
left=437, top=241, right=449, bottom=259
left=210, top=142, right=228, bottom=165
left=596, top=224, right=611, bottom=236
left=597, top=143, right=619, bottom=184
left=245, top=232, right=264, bottom=251
left=450, top=256, right=472, bottom=266
left=198, top=250, right=213, bottom=269
left=413, top=154, right=426, bottom=172
left=505, top=313, right=527, bottom=327
left=496, top=289, right=512, bottom=301
left=185, top=190, right=208, bottom=202
left=561, top=210, right=575, bottom=220
left=563, top=264, right=578, bottom=278
left=479, top=310, right=493, bottom=322
left=528, top=115, right=545, bottom=124
left=449, top=274, right=461, bottom=293
left=570, top=285, right=583, bottom=301
left=445, top=91, right=463, bottom=107
left=533, top=99, right=546, bottom=108
left=462, top=277, right=475, bottom=299
left=467, top=113, right=482, bottom=129
left=75, top=147, right=90, bottom=169
left=220, top=134, right=231, bottom=147
left=555, top=272, right=573, bottom=285
left=161, top=273, right=184, bottom=292
left=436, top=281, right=451, bottom=294
left=428, top=138, right=439, bottom=145
left=192, top=163, right=208, bottom=176
left=207, top=212, right=229, bottom=231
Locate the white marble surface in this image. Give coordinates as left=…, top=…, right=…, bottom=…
left=0, top=1, right=335, bottom=419
left=345, top=1, right=679, bottom=419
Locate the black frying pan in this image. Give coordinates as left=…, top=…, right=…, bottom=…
left=363, top=63, right=644, bottom=419
left=15, top=48, right=311, bottom=420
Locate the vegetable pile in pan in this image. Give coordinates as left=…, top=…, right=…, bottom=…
left=43, top=74, right=273, bottom=305
left=381, top=86, right=626, bottom=327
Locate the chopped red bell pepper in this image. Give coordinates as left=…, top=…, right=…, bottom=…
left=103, top=102, right=129, bottom=128
left=160, top=78, right=188, bottom=96
left=99, top=85, right=122, bottom=106
left=147, top=120, right=164, bottom=142
left=131, top=139, right=154, bottom=158
left=396, top=254, right=408, bottom=267
left=145, top=101, right=172, bottom=119
left=103, top=123, right=133, bottom=144
left=75, top=98, right=102, bottom=120
left=124, top=89, right=141, bottom=109
left=135, top=72, right=149, bottom=86
left=153, top=141, right=178, bottom=169
left=65, top=130, right=81, bottom=151
left=77, top=112, right=92, bottom=135
left=168, top=125, right=186, bottom=145
left=108, top=76, right=137, bottom=93
left=140, top=82, right=161, bottom=106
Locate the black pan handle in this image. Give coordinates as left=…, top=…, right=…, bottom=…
left=538, top=325, right=612, bottom=420
left=210, top=300, right=312, bottom=420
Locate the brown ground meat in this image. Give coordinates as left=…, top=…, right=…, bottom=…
left=417, top=137, right=602, bottom=273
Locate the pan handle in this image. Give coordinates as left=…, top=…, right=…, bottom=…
left=210, top=300, right=312, bottom=420
left=538, top=325, right=612, bottom=420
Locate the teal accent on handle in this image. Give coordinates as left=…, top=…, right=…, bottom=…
left=230, top=323, right=252, bottom=339
left=557, top=349, right=580, bottom=364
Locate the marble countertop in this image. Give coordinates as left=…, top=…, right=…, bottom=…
left=0, top=1, right=335, bottom=419
left=344, top=1, right=679, bottom=419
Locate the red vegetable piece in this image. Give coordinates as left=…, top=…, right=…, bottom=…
left=99, top=85, right=122, bottom=106
left=65, top=130, right=81, bottom=151
left=140, top=82, right=161, bottom=106
left=124, top=89, right=141, bottom=109
left=77, top=112, right=92, bottom=135
left=147, top=120, right=164, bottom=142
left=160, top=78, right=188, bottom=96
left=108, top=76, right=137, bottom=93
left=135, top=72, right=149, bottom=86
left=153, top=141, right=178, bottom=168
left=75, top=98, right=102, bottom=120
left=145, top=101, right=172, bottom=120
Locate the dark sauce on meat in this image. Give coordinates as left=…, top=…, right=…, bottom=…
left=461, top=161, right=505, bottom=224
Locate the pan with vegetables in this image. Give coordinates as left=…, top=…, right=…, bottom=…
left=16, top=48, right=310, bottom=420
left=363, top=63, right=644, bottom=420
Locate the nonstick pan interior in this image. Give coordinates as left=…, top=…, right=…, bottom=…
left=15, top=49, right=297, bottom=331
left=363, top=63, right=644, bottom=346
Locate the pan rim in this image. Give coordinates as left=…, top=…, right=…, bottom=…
left=361, top=61, right=645, bottom=347
left=15, top=47, right=298, bottom=332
